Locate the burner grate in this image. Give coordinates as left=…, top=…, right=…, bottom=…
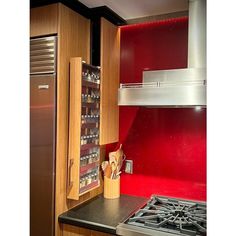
left=127, top=196, right=206, bottom=236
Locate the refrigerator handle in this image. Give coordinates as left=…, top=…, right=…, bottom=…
left=38, top=84, right=50, bottom=90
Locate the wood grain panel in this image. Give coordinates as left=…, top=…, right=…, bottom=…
left=62, top=224, right=113, bottom=236
left=62, top=224, right=90, bottom=236
left=55, top=3, right=91, bottom=236
left=100, top=18, right=120, bottom=145
left=91, top=230, right=113, bottom=236
left=30, top=4, right=58, bottom=37
left=31, top=4, right=109, bottom=236
left=67, top=58, right=82, bottom=200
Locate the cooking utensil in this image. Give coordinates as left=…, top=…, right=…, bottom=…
left=103, top=144, right=126, bottom=179
left=110, top=161, right=117, bottom=179
left=115, top=171, right=121, bottom=179
left=109, top=151, right=119, bottom=179
left=109, top=154, right=116, bottom=165
left=101, top=161, right=112, bottom=178
left=101, top=161, right=108, bottom=172
left=116, top=145, right=125, bottom=172
left=109, top=144, right=124, bottom=172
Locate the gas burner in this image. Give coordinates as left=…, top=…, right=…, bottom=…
left=117, top=195, right=206, bottom=236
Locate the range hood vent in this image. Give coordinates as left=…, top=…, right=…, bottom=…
left=118, top=0, right=206, bottom=107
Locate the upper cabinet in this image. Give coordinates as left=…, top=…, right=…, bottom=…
left=30, top=4, right=58, bottom=37
left=100, top=17, right=120, bottom=145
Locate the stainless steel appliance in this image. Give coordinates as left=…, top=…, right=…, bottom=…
left=118, top=0, right=206, bottom=107
left=117, top=195, right=206, bottom=236
left=30, top=36, right=57, bottom=236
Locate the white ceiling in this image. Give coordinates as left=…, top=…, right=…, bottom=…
left=78, top=0, right=188, bottom=20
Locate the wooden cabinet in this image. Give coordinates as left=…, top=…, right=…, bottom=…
left=62, top=224, right=114, bottom=236
left=56, top=5, right=92, bottom=236
left=100, top=18, right=120, bottom=145
left=66, top=18, right=121, bottom=200
left=31, top=4, right=121, bottom=236
left=30, top=4, right=58, bottom=37
left=31, top=4, right=93, bottom=236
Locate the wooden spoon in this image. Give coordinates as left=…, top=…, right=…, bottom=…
left=115, top=144, right=124, bottom=172
left=104, top=162, right=112, bottom=178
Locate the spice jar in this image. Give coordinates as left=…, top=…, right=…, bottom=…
left=87, top=174, right=92, bottom=185
left=81, top=136, right=84, bottom=145
left=80, top=177, right=86, bottom=188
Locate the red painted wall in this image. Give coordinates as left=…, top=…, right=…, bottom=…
left=111, top=17, right=206, bottom=201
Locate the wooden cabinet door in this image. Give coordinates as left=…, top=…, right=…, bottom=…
left=67, top=57, right=82, bottom=200
left=30, top=4, right=58, bottom=37
left=62, top=224, right=114, bottom=236
left=100, top=18, right=120, bottom=145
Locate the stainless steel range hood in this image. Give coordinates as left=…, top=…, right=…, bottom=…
left=118, top=0, right=206, bottom=107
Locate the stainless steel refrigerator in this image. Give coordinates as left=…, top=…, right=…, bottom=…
left=30, top=36, right=57, bottom=236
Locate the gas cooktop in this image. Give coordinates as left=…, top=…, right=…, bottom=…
left=117, top=195, right=206, bottom=236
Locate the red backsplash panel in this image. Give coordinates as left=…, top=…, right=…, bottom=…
left=121, top=108, right=206, bottom=182
left=120, top=17, right=189, bottom=84
left=120, top=174, right=206, bottom=201
left=114, top=17, right=206, bottom=201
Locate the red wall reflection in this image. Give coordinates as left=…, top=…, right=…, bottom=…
left=115, top=17, right=206, bottom=201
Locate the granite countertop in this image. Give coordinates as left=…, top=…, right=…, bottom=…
left=58, top=194, right=147, bottom=235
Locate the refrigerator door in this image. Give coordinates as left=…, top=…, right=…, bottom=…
left=30, top=74, right=56, bottom=236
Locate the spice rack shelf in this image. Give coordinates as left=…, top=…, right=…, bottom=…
left=80, top=161, right=99, bottom=175
left=81, top=122, right=99, bottom=129
left=80, top=143, right=100, bottom=151
left=79, top=180, right=100, bottom=195
left=67, top=57, right=101, bottom=200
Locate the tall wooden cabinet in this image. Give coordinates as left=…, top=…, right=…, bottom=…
left=31, top=4, right=92, bottom=236
left=66, top=17, right=120, bottom=202
left=31, top=4, right=120, bottom=236
left=100, top=18, right=120, bottom=145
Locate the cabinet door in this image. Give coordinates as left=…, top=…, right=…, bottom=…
left=67, top=57, right=82, bottom=200
left=100, top=17, right=120, bottom=145
left=62, top=224, right=114, bottom=236
left=30, top=3, right=58, bottom=37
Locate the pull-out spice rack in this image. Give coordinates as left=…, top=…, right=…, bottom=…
left=67, top=57, right=101, bottom=200
left=80, top=61, right=100, bottom=195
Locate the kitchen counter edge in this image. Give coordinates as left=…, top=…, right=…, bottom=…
left=58, top=194, right=148, bottom=235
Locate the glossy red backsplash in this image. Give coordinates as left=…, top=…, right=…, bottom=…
left=119, top=107, right=206, bottom=201
left=108, top=17, right=206, bottom=201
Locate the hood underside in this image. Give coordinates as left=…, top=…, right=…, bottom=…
left=118, top=68, right=206, bottom=107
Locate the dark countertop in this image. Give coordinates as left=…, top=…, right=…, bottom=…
left=58, top=194, right=147, bottom=235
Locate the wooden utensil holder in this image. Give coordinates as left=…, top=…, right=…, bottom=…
left=104, top=176, right=120, bottom=199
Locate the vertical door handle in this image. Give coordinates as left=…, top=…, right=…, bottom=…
left=68, top=159, right=74, bottom=187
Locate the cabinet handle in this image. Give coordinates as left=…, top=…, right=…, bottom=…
left=38, top=84, right=49, bottom=90
left=68, top=159, right=74, bottom=187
